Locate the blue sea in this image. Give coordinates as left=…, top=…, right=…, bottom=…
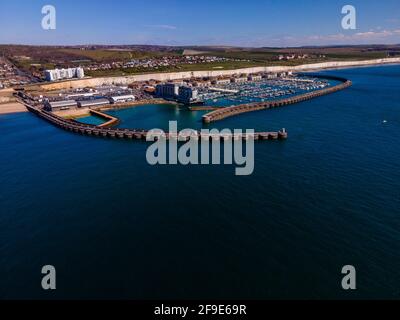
left=1, top=65, right=399, bottom=299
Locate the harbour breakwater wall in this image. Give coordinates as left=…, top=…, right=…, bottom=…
left=35, top=58, right=399, bottom=91
left=202, top=75, right=352, bottom=123
left=24, top=103, right=287, bottom=141
left=89, top=109, right=119, bottom=128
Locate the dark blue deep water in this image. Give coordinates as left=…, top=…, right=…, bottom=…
left=1, top=65, right=400, bottom=299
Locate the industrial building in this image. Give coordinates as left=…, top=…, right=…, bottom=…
left=44, top=67, right=85, bottom=82
left=77, top=99, right=111, bottom=108
left=44, top=100, right=78, bottom=111
left=66, top=92, right=96, bottom=100
left=109, top=95, right=135, bottom=104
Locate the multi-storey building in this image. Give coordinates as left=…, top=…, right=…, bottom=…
left=155, top=83, right=180, bottom=98
left=178, top=86, right=199, bottom=104
left=44, top=67, right=85, bottom=82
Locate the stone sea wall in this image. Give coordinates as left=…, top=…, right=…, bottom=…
left=37, top=57, right=400, bottom=91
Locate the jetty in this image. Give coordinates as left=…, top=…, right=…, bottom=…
left=24, top=103, right=287, bottom=141
left=89, top=109, right=119, bottom=128
left=188, top=106, right=219, bottom=111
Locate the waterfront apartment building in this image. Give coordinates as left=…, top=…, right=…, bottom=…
left=248, top=75, right=262, bottom=81
left=178, top=86, right=199, bottom=104
left=231, top=77, right=248, bottom=83
left=44, top=67, right=85, bottom=82
left=155, top=83, right=180, bottom=98
left=193, top=80, right=211, bottom=87
left=264, top=73, right=278, bottom=79
left=212, top=78, right=231, bottom=85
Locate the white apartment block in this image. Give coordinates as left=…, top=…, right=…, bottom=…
left=45, top=67, right=85, bottom=82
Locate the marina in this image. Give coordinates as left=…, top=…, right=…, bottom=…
left=202, top=74, right=351, bottom=123
left=198, top=75, right=334, bottom=107
left=20, top=74, right=351, bottom=142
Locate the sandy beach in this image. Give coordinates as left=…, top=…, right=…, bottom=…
left=0, top=88, right=27, bottom=114
left=0, top=102, right=27, bottom=115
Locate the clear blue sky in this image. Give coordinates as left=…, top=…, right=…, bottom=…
left=1, top=0, right=400, bottom=47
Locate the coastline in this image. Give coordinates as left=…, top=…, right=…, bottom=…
left=298, top=61, right=400, bottom=73
left=33, top=57, right=400, bottom=91
left=0, top=102, right=27, bottom=115
left=0, top=88, right=27, bottom=115
left=2, top=58, right=400, bottom=115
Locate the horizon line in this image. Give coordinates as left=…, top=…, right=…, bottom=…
left=1, top=42, right=400, bottom=49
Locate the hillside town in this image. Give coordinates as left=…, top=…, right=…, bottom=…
left=84, top=55, right=249, bottom=73
left=0, top=57, right=36, bottom=88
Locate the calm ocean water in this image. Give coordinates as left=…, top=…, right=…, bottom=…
left=1, top=65, right=399, bottom=299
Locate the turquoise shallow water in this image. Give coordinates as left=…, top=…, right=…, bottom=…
left=78, top=113, right=107, bottom=126
left=0, top=65, right=400, bottom=299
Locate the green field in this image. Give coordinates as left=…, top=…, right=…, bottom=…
left=1, top=44, right=398, bottom=79
left=85, top=61, right=263, bottom=77
left=202, top=48, right=390, bottom=61
left=58, top=48, right=177, bottom=62
left=84, top=47, right=396, bottom=77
